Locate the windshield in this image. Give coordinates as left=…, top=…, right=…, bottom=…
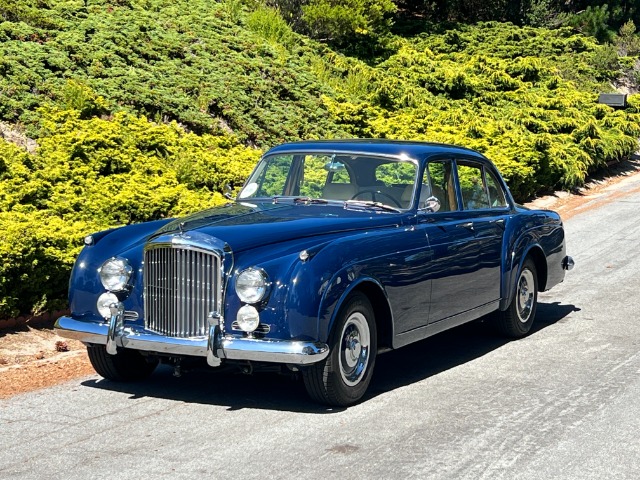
left=238, top=153, right=419, bottom=210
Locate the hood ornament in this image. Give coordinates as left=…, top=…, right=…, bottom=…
left=178, top=222, right=186, bottom=235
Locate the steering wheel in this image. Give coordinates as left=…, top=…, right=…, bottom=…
left=350, top=190, right=402, bottom=208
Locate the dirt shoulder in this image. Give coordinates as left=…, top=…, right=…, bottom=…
left=0, top=321, right=94, bottom=399
left=527, top=154, right=640, bottom=220
left=2, top=155, right=640, bottom=399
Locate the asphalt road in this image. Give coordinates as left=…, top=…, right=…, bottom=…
left=2, top=176, right=640, bottom=480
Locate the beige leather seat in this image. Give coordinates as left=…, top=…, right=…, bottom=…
left=401, top=184, right=431, bottom=209
left=322, top=183, right=357, bottom=200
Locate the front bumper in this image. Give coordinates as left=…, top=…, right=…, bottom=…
left=55, top=308, right=329, bottom=367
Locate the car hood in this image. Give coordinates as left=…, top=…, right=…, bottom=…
left=152, top=201, right=407, bottom=252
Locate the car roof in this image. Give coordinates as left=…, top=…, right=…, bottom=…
left=264, top=139, right=487, bottom=161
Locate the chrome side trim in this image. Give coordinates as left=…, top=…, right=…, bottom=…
left=55, top=316, right=329, bottom=365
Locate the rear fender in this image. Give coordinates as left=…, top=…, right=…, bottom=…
left=501, top=240, right=545, bottom=311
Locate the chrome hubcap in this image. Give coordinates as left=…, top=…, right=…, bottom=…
left=339, top=312, right=370, bottom=387
left=517, top=268, right=535, bottom=323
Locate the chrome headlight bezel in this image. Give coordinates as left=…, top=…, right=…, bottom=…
left=98, top=257, right=133, bottom=292
left=235, top=267, right=269, bottom=304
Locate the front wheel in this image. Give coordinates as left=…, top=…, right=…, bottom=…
left=303, top=293, right=377, bottom=407
left=87, top=344, right=158, bottom=381
left=496, top=257, right=538, bottom=338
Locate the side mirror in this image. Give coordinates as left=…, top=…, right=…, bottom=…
left=224, top=183, right=234, bottom=200
left=422, top=196, right=441, bottom=213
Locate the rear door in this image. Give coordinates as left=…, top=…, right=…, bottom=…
left=422, top=158, right=507, bottom=323
left=453, top=159, right=507, bottom=309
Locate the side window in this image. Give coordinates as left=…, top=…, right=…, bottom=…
left=485, top=169, right=508, bottom=207
left=458, top=163, right=490, bottom=210
left=424, top=160, right=457, bottom=212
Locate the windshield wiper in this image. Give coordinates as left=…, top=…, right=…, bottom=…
left=344, top=200, right=401, bottom=213
left=272, top=196, right=329, bottom=205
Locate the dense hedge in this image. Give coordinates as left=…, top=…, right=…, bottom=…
left=314, top=23, right=640, bottom=199
left=0, top=0, right=344, bottom=145
left=0, top=109, right=259, bottom=317
left=0, top=1, right=639, bottom=316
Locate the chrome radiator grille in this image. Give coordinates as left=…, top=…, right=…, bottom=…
left=144, top=246, right=220, bottom=338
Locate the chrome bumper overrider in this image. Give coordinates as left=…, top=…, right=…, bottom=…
left=54, top=306, right=329, bottom=367
left=562, top=255, right=575, bottom=271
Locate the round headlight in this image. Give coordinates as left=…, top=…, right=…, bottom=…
left=97, top=292, right=120, bottom=319
left=235, top=268, right=268, bottom=304
left=99, top=257, right=133, bottom=292
left=236, top=305, right=260, bottom=332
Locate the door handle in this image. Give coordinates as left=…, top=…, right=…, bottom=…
left=456, top=222, right=474, bottom=231
left=490, top=218, right=506, bottom=230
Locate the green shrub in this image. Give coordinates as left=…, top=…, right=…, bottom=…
left=0, top=210, right=91, bottom=318
left=616, top=20, right=640, bottom=56
left=0, top=108, right=260, bottom=316
left=300, top=0, right=396, bottom=54
left=318, top=24, right=640, bottom=199
left=247, top=6, right=295, bottom=47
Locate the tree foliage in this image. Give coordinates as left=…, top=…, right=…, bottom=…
left=394, top=1, right=640, bottom=32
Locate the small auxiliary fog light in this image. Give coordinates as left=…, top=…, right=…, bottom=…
left=97, top=292, right=120, bottom=319
left=236, top=305, right=260, bottom=332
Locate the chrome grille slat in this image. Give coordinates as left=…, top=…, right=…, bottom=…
left=144, top=246, right=220, bottom=338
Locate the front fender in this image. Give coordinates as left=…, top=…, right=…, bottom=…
left=226, top=236, right=342, bottom=341
left=318, top=273, right=389, bottom=344
left=227, top=222, right=415, bottom=344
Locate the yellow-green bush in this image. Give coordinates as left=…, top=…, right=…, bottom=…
left=0, top=109, right=260, bottom=317
left=315, top=24, right=640, bottom=199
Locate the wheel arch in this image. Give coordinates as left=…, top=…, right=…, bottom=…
left=351, top=281, right=394, bottom=352
left=501, top=243, right=547, bottom=310
left=324, top=278, right=394, bottom=352
left=527, top=245, right=548, bottom=292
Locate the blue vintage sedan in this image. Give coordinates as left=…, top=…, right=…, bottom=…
left=56, top=140, right=574, bottom=406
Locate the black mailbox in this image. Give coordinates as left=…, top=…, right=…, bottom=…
left=598, top=93, right=628, bottom=108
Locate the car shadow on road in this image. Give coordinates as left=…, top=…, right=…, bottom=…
left=81, top=301, right=578, bottom=413
left=367, top=301, right=579, bottom=399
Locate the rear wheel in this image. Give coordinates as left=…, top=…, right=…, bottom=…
left=496, top=257, right=538, bottom=338
left=303, top=293, right=377, bottom=407
left=87, top=344, right=158, bottom=381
